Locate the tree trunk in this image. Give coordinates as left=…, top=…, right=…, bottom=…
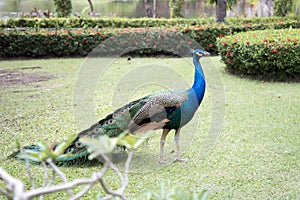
left=216, top=0, right=227, bottom=23
left=265, top=0, right=273, bottom=16
left=145, top=0, right=153, bottom=18
left=87, top=0, right=94, bottom=14
left=153, top=0, right=159, bottom=18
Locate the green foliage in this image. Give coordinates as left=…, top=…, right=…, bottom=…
left=0, top=17, right=299, bottom=58
left=169, top=0, right=184, bottom=18
left=53, top=0, right=72, bottom=17
left=182, top=18, right=300, bottom=54
left=1, top=16, right=299, bottom=29
left=143, top=182, right=209, bottom=200
left=274, top=0, right=293, bottom=16
left=18, top=134, right=77, bottom=162
left=216, top=28, right=300, bottom=81
left=0, top=28, right=193, bottom=57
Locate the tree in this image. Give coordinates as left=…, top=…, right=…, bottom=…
left=169, top=0, right=184, bottom=18
left=208, top=0, right=238, bottom=23
left=145, top=0, right=153, bottom=18
left=144, top=0, right=159, bottom=18
left=260, top=0, right=273, bottom=16
left=87, top=0, right=94, bottom=15
left=274, top=0, right=293, bottom=16
left=53, top=0, right=72, bottom=17
left=216, top=0, right=227, bottom=23
left=153, top=0, right=159, bottom=18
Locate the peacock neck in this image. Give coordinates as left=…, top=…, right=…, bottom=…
left=191, top=54, right=206, bottom=104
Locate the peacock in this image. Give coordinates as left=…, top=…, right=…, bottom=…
left=14, top=48, right=209, bottom=165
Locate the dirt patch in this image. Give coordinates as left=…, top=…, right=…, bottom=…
left=0, top=67, right=55, bottom=87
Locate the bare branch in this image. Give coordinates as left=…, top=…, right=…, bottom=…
left=117, top=152, right=132, bottom=194
left=70, top=164, right=109, bottom=200
left=0, top=187, right=12, bottom=199
left=40, top=161, right=49, bottom=200
left=41, top=161, right=48, bottom=188
left=46, top=158, right=72, bottom=197
left=98, top=152, right=133, bottom=200
left=25, top=157, right=35, bottom=189
left=0, top=167, right=24, bottom=199
left=23, top=176, right=96, bottom=199
left=1, top=150, right=133, bottom=200
left=47, top=170, right=56, bottom=187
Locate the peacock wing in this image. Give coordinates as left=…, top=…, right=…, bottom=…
left=128, top=91, right=188, bottom=133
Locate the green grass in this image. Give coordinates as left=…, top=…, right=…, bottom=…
left=0, top=57, right=299, bottom=199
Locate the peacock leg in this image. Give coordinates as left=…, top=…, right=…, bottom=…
left=159, top=129, right=170, bottom=164
left=174, top=128, right=188, bottom=162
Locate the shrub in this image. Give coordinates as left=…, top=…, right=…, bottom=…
left=0, top=18, right=299, bottom=58
left=181, top=19, right=300, bottom=54
left=216, top=28, right=300, bottom=82
left=1, top=16, right=299, bottom=29
left=274, top=0, right=293, bottom=17
left=0, top=28, right=196, bottom=58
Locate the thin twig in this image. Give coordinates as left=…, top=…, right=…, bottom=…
left=70, top=164, right=109, bottom=200
left=23, top=162, right=111, bottom=199
left=46, top=170, right=56, bottom=187
left=117, top=152, right=132, bottom=194
left=41, top=161, right=48, bottom=187
left=23, top=177, right=96, bottom=199
left=98, top=153, right=133, bottom=200
left=0, top=187, right=12, bottom=199
left=0, top=167, right=24, bottom=199
left=25, top=157, right=35, bottom=189
left=40, top=161, right=48, bottom=200
left=109, top=162, right=125, bottom=184
left=46, top=158, right=72, bottom=197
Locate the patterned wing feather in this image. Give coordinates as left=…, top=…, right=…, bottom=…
left=128, top=92, right=188, bottom=133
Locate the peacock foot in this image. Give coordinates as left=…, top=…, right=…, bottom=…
left=175, top=157, right=189, bottom=163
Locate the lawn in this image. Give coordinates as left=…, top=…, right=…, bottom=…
left=0, top=56, right=299, bottom=199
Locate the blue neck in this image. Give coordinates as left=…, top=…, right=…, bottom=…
left=190, top=54, right=206, bottom=104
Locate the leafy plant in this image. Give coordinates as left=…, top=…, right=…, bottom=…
left=1, top=133, right=149, bottom=199
left=169, top=0, right=184, bottom=18
left=53, top=0, right=72, bottom=17
left=1, top=18, right=300, bottom=58
left=18, top=134, right=77, bottom=162
left=1, top=16, right=299, bottom=29
left=216, top=28, right=300, bottom=81
left=274, top=0, right=293, bottom=16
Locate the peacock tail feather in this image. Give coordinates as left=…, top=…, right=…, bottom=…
left=12, top=91, right=188, bottom=164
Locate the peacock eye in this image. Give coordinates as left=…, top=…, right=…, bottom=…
left=67, top=148, right=73, bottom=153
left=75, top=141, right=81, bottom=148
left=109, top=119, right=113, bottom=124
left=95, top=128, right=99, bottom=132
left=105, top=121, right=109, bottom=125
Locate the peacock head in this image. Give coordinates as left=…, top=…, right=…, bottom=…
left=188, top=48, right=210, bottom=58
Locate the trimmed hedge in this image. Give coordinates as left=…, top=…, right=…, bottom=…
left=1, top=16, right=299, bottom=29
left=0, top=28, right=198, bottom=58
left=0, top=18, right=300, bottom=58
left=216, top=29, right=300, bottom=82
left=181, top=18, right=300, bottom=54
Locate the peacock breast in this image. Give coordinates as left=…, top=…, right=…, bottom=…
left=164, top=93, right=200, bottom=129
